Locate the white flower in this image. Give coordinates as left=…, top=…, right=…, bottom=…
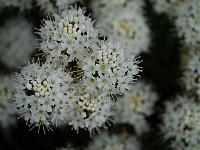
left=0, top=75, right=17, bottom=128
left=68, top=87, right=112, bottom=134
left=82, top=40, right=140, bottom=96
left=0, top=17, right=35, bottom=69
left=162, top=96, right=200, bottom=150
left=175, top=0, right=200, bottom=46
left=113, top=81, right=158, bottom=135
left=12, top=63, right=75, bottom=130
left=38, top=6, right=97, bottom=64
left=86, top=132, right=141, bottom=150
left=92, top=0, right=149, bottom=56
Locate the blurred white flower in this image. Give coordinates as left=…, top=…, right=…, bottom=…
left=38, top=6, right=97, bottom=63
left=0, top=17, right=35, bottom=69
left=0, top=75, right=17, bottom=128
left=113, top=81, right=158, bottom=135
left=86, top=132, right=141, bottom=150
left=151, top=0, right=184, bottom=16
left=162, top=96, right=200, bottom=150
left=183, top=47, right=200, bottom=96
left=68, top=87, right=113, bottom=134
left=92, top=0, right=149, bottom=56
left=175, top=0, right=200, bottom=46
left=82, top=40, right=140, bottom=96
left=12, top=6, right=140, bottom=133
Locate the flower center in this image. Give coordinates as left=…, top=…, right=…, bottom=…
left=62, top=15, right=85, bottom=35
left=113, top=19, right=135, bottom=38
left=78, top=94, right=98, bottom=112
left=26, top=78, right=50, bottom=97
left=126, top=92, right=145, bottom=112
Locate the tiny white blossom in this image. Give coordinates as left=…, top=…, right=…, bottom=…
left=0, top=0, right=32, bottom=11
left=175, top=0, right=200, bottom=46
left=68, top=87, right=112, bottom=134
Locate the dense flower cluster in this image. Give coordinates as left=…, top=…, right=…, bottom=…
left=12, top=7, right=140, bottom=133
left=0, top=76, right=17, bottom=128
left=91, top=0, right=149, bottom=56
left=86, top=132, right=141, bottom=150
left=0, top=17, right=35, bottom=69
left=162, top=96, right=200, bottom=150
left=114, top=81, right=158, bottom=135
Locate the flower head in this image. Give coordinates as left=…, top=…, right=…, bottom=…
left=175, top=0, right=200, bottom=46
left=12, top=63, right=75, bottom=131
left=38, top=6, right=97, bottom=63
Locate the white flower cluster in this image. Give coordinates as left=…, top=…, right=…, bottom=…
left=86, top=132, right=141, bottom=150
left=0, top=0, right=33, bottom=11
left=0, top=76, right=17, bottom=128
left=162, top=96, right=200, bottom=150
left=183, top=48, right=200, bottom=96
left=175, top=0, right=200, bottom=46
left=12, top=63, right=74, bottom=130
left=12, top=7, right=140, bottom=133
left=91, top=0, right=150, bottom=56
left=152, top=0, right=200, bottom=47
left=114, top=81, right=158, bottom=135
left=0, top=17, right=35, bottom=69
